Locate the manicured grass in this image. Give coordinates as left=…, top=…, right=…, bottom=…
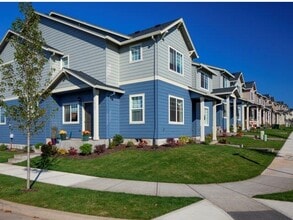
left=226, top=136, right=285, bottom=150
left=0, top=174, right=199, bottom=220
left=0, top=151, right=18, bottom=163
left=245, top=127, right=293, bottom=139
left=19, top=145, right=275, bottom=184
left=254, top=190, right=293, bottom=202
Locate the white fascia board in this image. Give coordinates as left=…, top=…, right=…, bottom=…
left=49, top=11, right=131, bottom=40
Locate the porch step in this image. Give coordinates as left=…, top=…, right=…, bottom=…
left=7, top=153, right=41, bottom=164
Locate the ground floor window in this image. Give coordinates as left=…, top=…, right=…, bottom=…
left=129, top=94, right=145, bottom=124
left=0, top=107, right=6, bottom=124
left=63, top=103, right=79, bottom=124
left=169, top=95, right=184, bottom=124
left=204, top=106, right=209, bottom=126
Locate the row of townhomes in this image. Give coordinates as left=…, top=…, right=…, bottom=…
left=0, top=11, right=292, bottom=147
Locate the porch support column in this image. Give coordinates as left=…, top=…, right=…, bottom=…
left=93, top=88, right=99, bottom=140
left=226, top=95, right=230, bottom=133
left=256, top=106, right=260, bottom=127
left=233, top=97, right=237, bottom=133
left=200, top=97, right=205, bottom=142
left=246, top=105, right=250, bottom=130
left=212, top=101, right=217, bottom=141
left=241, top=104, right=245, bottom=131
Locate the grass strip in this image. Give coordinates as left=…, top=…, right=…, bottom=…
left=0, top=174, right=199, bottom=220
left=254, top=190, right=293, bottom=202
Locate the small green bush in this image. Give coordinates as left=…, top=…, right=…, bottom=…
left=41, top=144, right=57, bottom=157
left=0, top=144, right=8, bottom=151
left=179, top=136, right=189, bottom=145
left=23, top=146, right=35, bottom=153
left=113, top=134, right=124, bottom=146
left=80, top=143, right=92, bottom=155
left=126, top=141, right=135, bottom=148
left=34, top=142, right=43, bottom=150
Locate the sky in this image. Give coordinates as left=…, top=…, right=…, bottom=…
left=0, top=2, right=292, bottom=108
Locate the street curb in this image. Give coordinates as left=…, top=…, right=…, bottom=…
left=0, top=199, right=123, bottom=220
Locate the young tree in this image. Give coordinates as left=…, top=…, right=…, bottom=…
left=0, top=3, right=51, bottom=189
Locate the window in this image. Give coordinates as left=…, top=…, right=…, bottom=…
left=200, top=72, right=209, bottom=90
left=250, top=91, right=254, bottom=101
left=169, top=47, right=183, bottom=74
left=61, top=56, right=69, bottom=68
left=129, top=94, right=144, bottom=124
left=130, top=45, right=142, bottom=62
left=0, top=107, right=6, bottom=125
left=169, top=96, right=184, bottom=124
left=63, top=103, right=79, bottom=124
left=237, top=106, right=241, bottom=121
left=204, top=107, right=209, bottom=126
left=223, top=77, right=229, bottom=88
left=223, top=103, right=227, bottom=118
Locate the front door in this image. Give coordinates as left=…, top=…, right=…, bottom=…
left=84, top=102, right=93, bottom=136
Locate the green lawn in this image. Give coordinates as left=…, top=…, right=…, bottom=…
left=245, top=127, right=293, bottom=139
left=19, top=145, right=275, bottom=184
left=226, top=136, right=285, bottom=150
left=254, top=190, right=293, bottom=202
left=0, top=151, right=18, bottom=163
left=0, top=174, right=199, bottom=220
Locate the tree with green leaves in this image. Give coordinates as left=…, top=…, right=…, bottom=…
left=0, top=3, right=52, bottom=190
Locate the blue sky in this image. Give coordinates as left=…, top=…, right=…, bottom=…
left=0, top=2, right=292, bottom=108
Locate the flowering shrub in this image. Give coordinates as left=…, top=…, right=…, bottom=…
left=82, top=130, right=91, bottom=135
left=68, top=147, right=78, bottom=156
left=57, top=148, right=68, bottom=155
left=59, top=130, right=67, bottom=135
left=137, top=139, right=148, bottom=148
left=94, top=144, right=106, bottom=154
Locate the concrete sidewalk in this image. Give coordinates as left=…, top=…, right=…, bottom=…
left=0, top=132, right=292, bottom=219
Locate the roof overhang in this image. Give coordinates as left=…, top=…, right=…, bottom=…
left=193, top=62, right=217, bottom=76
left=189, top=87, right=223, bottom=101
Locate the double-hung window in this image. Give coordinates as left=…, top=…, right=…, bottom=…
left=130, top=45, right=142, bottom=62
left=129, top=94, right=144, bottom=124
left=0, top=107, right=6, bottom=125
left=169, top=47, right=183, bottom=74
left=63, top=103, right=79, bottom=124
left=223, top=77, right=229, bottom=88
left=204, top=107, right=209, bottom=126
left=169, top=96, right=184, bottom=124
left=200, top=72, right=209, bottom=90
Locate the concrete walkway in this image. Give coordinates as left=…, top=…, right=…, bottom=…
left=0, top=132, right=293, bottom=219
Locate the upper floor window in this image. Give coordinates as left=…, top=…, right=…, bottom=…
left=204, top=107, right=209, bottom=126
left=63, top=103, right=79, bottom=124
left=169, top=95, right=184, bottom=124
left=169, top=47, right=183, bottom=74
left=61, top=56, right=69, bottom=69
left=129, top=94, right=145, bottom=124
left=223, top=77, right=229, bottom=88
left=200, top=72, right=209, bottom=90
left=130, top=45, right=142, bottom=62
left=0, top=107, right=6, bottom=125
left=250, top=91, right=254, bottom=101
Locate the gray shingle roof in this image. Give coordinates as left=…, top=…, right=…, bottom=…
left=244, top=81, right=255, bottom=89
left=129, top=18, right=179, bottom=38
left=212, top=87, right=237, bottom=95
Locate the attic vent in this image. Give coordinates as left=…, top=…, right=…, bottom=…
left=154, top=24, right=161, bottom=28
left=134, top=30, right=140, bottom=34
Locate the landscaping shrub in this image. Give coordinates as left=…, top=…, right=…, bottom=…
left=0, top=144, right=7, bottom=151
left=41, top=143, right=57, bottom=157
left=57, top=148, right=68, bottom=155
left=95, top=144, right=106, bottom=155
left=179, top=136, right=189, bottom=145
left=165, top=138, right=178, bottom=147
left=126, top=141, right=135, bottom=148
left=218, top=138, right=227, bottom=144
left=68, top=147, right=78, bottom=156
left=113, top=134, right=124, bottom=146
left=34, top=142, right=43, bottom=150
left=80, top=143, right=92, bottom=155
left=23, top=146, right=35, bottom=153
left=137, top=139, right=148, bottom=148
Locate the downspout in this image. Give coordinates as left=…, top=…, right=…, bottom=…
left=151, top=35, right=157, bottom=146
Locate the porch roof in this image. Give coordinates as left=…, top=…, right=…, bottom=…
left=212, top=86, right=240, bottom=98
left=188, top=87, right=223, bottom=101
left=47, top=68, right=125, bottom=94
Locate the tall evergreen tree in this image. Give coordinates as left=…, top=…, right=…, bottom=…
left=0, top=3, right=51, bottom=189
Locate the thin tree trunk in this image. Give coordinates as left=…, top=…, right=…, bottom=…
left=26, top=131, right=31, bottom=190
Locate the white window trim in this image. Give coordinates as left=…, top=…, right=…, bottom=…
left=62, top=102, right=79, bottom=124
left=168, top=95, right=184, bottom=125
left=60, top=55, right=69, bottom=69
left=200, top=72, right=209, bottom=91
left=0, top=107, right=6, bottom=125
left=168, top=46, right=184, bottom=75
left=129, top=93, right=145, bottom=124
left=204, top=106, right=209, bottom=126
left=129, top=44, right=143, bottom=63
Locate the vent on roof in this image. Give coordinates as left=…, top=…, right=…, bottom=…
left=134, top=30, right=140, bottom=34
left=154, top=24, right=161, bottom=28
